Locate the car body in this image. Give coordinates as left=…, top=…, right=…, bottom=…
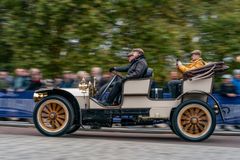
left=33, top=62, right=228, bottom=142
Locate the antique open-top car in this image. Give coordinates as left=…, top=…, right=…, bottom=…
left=33, top=62, right=228, bottom=142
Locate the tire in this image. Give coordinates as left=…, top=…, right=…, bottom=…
left=169, top=124, right=178, bottom=136
left=172, top=100, right=216, bottom=142
left=33, top=95, right=75, bottom=137
left=66, top=124, right=81, bottom=134
left=169, top=109, right=179, bottom=136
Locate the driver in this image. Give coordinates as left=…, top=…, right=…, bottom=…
left=106, top=48, right=148, bottom=105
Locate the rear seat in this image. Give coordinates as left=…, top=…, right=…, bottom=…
left=183, top=61, right=228, bottom=81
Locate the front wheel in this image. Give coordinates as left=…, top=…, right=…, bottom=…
left=172, top=100, right=216, bottom=142
left=33, top=95, right=74, bottom=137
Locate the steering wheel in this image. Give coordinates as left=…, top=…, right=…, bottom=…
left=97, top=71, right=123, bottom=100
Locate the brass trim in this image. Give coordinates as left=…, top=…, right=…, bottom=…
left=33, top=92, right=48, bottom=102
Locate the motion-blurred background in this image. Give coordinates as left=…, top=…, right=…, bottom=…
left=1, top=0, right=240, bottom=83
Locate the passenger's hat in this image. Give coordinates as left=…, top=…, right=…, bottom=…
left=191, top=50, right=202, bottom=56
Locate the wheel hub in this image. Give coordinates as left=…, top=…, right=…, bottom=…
left=191, top=117, right=198, bottom=124
left=49, top=112, right=57, bottom=120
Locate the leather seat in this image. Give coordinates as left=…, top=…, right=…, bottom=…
left=144, top=68, right=153, bottom=78
left=183, top=62, right=228, bottom=80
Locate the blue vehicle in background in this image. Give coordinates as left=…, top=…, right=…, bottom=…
left=0, top=91, right=240, bottom=125
left=0, top=91, right=34, bottom=119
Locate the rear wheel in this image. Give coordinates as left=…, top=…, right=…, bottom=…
left=66, top=124, right=81, bottom=134
left=172, top=100, right=216, bottom=142
left=33, top=95, right=74, bottom=136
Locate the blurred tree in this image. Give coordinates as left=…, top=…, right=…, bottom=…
left=0, top=0, right=239, bottom=82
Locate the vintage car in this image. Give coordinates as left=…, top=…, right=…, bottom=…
left=33, top=62, right=228, bottom=142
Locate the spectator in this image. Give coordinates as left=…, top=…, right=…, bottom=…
left=44, top=79, right=54, bottom=88
left=59, top=71, right=74, bottom=88
left=90, top=67, right=105, bottom=90
left=70, top=72, right=78, bottom=82
left=232, top=69, right=240, bottom=95
left=12, top=68, right=30, bottom=91
left=26, top=68, right=44, bottom=91
left=53, top=76, right=63, bottom=88
left=220, top=74, right=237, bottom=97
left=218, top=74, right=239, bottom=131
left=73, top=71, right=90, bottom=88
left=102, top=73, right=112, bottom=84
left=0, top=69, right=12, bottom=92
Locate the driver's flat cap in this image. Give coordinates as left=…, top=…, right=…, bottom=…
left=132, top=48, right=144, bottom=55
left=127, top=52, right=134, bottom=57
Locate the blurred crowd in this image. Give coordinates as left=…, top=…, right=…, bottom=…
left=219, top=69, right=240, bottom=97
left=1, top=67, right=240, bottom=95
left=217, top=69, right=240, bottom=131
left=0, top=67, right=112, bottom=92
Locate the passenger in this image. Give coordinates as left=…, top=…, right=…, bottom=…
left=168, top=50, right=206, bottom=98
left=177, top=50, right=206, bottom=73
left=164, top=71, right=179, bottom=93
left=232, top=69, right=240, bottom=95
left=106, top=48, right=148, bottom=105
left=170, top=71, right=179, bottom=80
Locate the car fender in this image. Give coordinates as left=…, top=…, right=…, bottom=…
left=175, top=90, right=225, bottom=122
left=35, top=88, right=81, bottom=125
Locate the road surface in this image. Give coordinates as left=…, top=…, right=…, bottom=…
left=0, top=126, right=240, bottom=160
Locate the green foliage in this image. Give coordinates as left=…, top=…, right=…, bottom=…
left=0, top=0, right=239, bottom=81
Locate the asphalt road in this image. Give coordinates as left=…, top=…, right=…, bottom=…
left=0, top=126, right=240, bottom=160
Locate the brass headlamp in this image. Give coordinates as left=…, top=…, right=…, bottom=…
left=33, top=92, right=48, bottom=102
left=78, top=77, right=97, bottom=96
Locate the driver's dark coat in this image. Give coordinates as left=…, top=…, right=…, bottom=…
left=114, top=55, right=148, bottom=79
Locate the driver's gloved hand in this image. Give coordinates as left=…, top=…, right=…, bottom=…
left=109, top=67, right=115, bottom=72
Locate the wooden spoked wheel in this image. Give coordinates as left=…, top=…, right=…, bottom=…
left=172, top=100, right=216, bottom=142
left=37, top=99, right=69, bottom=133
left=177, top=103, right=212, bottom=138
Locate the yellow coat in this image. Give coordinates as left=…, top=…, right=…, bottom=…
left=178, top=58, right=206, bottom=73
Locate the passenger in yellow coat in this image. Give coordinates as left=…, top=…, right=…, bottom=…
left=168, top=50, right=206, bottom=98
left=177, top=50, right=206, bottom=73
